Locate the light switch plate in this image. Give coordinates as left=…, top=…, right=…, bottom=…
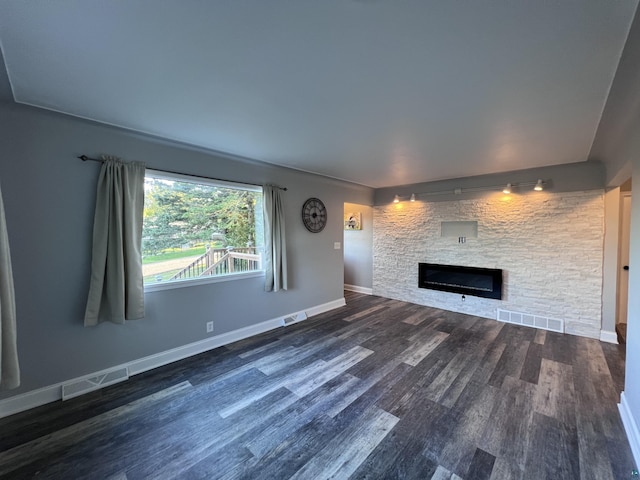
left=334, top=242, right=341, bottom=250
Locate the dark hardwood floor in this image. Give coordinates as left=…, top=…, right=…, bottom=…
left=0, top=292, right=635, bottom=479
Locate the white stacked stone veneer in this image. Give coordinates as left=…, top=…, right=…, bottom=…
left=373, top=190, right=604, bottom=339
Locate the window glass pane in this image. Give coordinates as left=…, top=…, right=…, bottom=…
left=142, top=173, right=263, bottom=286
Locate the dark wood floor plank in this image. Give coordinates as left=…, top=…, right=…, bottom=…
left=486, top=340, right=530, bottom=388
left=0, top=292, right=635, bottom=479
left=285, top=345, right=373, bottom=396
left=0, top=381, right=193, bottom=477
left=350, top=398, right=447, bottom=479
left=181, top=445, right=255, bottom=480
left=430, top=311, right=466, bottom=334
left=430, top=464, right=464, bottom=479
left=467, top=316, right=504, bottom=345
left=440, top=381, right=499, bottom=475
left=600, top=342, right=626, bottom=392
left=479, top=376, right=536, bottom=468
left=519, top=341, right=543, bottom=385
left=221, top=414, right=337, bottom=480
left=493, top=322, right=536, bottom=346
left=0, top=347, right=227, bottom=451
left=245, top=373, right=360, bottom=457
left=606, top=423, right=639, bottom=480
left=400, top=329, right=449, bottom=366
left=343, top=304, right=389, bottom=322
left=465, top=448, right=496, bottom=480
left=542, top=330, right=575, bottom=366
left=533, top=358, right=576, bottom=427
left=582, top=338, right=621, bottom=407
left=377, top=356, right=449, bottom=418
left=470, top=340, right=507, bottom=385
left=347, top=334, right=410, bottom=380
left=488, top=457, right=523, bottom=480
left=533, top=329, right=546, bottom=345
left=424, top=349, right=480, bottom=408
left=326, top=361, right=411, bottom=418
left=573, top=336, right=625, bottom=440
left=524, top=412, right=580, bottom=479
left=128, top=387, right=298, bottom=479
left=575, top=404, right=618, bottom=480
left=402, top=309, right=436, bottom=326
left=288, top=406, right=399, bottom=479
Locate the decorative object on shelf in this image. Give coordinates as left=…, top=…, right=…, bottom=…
left=344, top=212, right=362, bottom=230
left=302, top=197, right=327, bottom=233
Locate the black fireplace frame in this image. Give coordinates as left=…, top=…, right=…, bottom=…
left=418, top=263, right=503, bottom=300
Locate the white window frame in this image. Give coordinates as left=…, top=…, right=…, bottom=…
left=143, top=169, right=265, bottom=293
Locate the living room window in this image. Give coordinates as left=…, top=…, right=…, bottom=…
left=142, top=170, right=264, bottom=290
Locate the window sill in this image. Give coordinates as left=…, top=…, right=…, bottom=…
left=144, top=271, right=265, bottom=293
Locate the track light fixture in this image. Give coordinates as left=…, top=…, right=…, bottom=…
left=391, top=178, right=547, bottom=203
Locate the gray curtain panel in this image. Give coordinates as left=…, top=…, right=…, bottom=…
left=84, top=157, right=146, bottom=326
left=0, top=183, right=20, bottom=389
left=263, top=185, right=288, bottom=292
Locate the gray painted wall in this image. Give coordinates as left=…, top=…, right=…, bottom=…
left=627, top=158, right=640, bottom=455
left=592, top=3, right=640, bottom=462
left=590, top=4, right=640, bottom=186
left=0, top=101, right=373, bottom=400
left=343, top=202, right=373, bottom=290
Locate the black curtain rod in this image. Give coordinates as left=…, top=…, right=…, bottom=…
left=78, top=155, right=287, bottom=191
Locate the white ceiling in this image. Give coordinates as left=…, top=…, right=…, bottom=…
left=0, top=1, right=637, bottom=188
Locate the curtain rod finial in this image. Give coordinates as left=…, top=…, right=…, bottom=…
left=79, top=155, right=89, bottom=161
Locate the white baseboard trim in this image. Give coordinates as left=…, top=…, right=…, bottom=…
left=344, top=284, right=373, bottom=295
left=126, top=316, right=285, bottom=377
left=0, top=297, right=346, bottom=419
left=0, top=383, right=65, bottom=419
left=306, top=298, right=346, bottom=317
left=619, top=391, right=640, bottom=470
left=599, top=329, right=618, bottom=344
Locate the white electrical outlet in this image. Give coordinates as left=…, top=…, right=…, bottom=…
left=206, top=321, right=214, bottom=333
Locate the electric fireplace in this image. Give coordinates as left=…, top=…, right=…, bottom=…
left=418, top=263, right=503, bottom=300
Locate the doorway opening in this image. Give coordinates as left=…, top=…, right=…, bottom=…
left=616, top=178, right=632, bottom=344
left=343, top=203, right=373, bottom=295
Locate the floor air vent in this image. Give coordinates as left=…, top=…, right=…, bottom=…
left=497, top=309, right=564, bottom=333
left=62, top=367, right=129, bottom=400
left=281, top=311, right=308, bottom=326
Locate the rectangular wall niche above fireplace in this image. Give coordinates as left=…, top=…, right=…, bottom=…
left=441, top=221, right=478, bottom=238
left=418, top=263, right=503, bottom=300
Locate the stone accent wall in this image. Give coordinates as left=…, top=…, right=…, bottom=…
left=373, top=190, right=604, bottom=338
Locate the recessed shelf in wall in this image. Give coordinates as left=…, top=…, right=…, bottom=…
left=441, top=221, right=478, bottom=238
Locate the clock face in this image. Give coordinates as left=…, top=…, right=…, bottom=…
left=302, top=198, right=327, bottom=233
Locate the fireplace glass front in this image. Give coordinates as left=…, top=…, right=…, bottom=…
left=418, top=263, right=503, bottom=300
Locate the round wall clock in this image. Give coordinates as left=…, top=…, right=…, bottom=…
left=302, top=197, right=327, bottom=233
